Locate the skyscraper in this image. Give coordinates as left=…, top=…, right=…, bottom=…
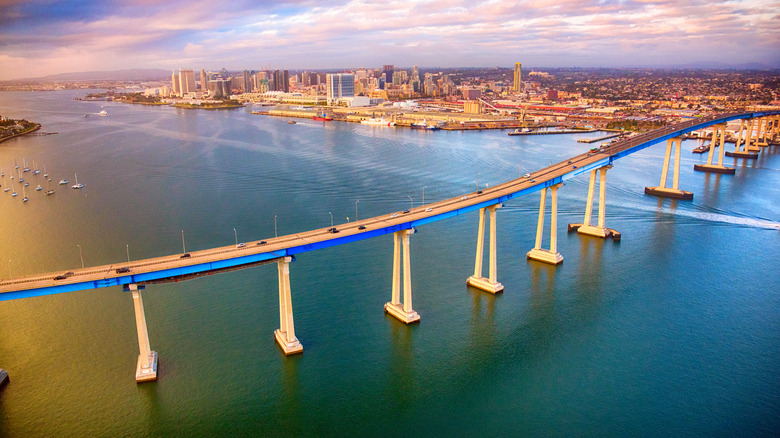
left=383, top=64, right=394, bottom=88
left=200, top=69, right=207, bottom=90
left=178, top=69, right=196, bottom=96
left=326, top=73, right=355, bottom=104
left=242, top=70, right=251, bottom=93
left=171, top=71, right=180, bottom=96
left=283, top=70, right=289, bottom=92
left=273, top=70, right=281, bottom=91
left=513, top=62, right=522, bottom=93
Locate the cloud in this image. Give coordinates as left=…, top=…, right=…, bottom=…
left=0, top=0, right=778, bottom=80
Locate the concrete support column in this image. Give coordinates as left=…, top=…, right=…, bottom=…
left=467, top=204, right=504, bottom=293
left=746, top=119, right=760, bottom=152
left=128, top=283, right=158, bottom=382
left=645, top=137, right=693, bottom=200
left=694, top=124, right=734, bottom=174
left=597, top=167, right=607, bottom=228
left=274, top=257, right=302, bottom=355
left=727, top=119, right=759, bottom=159
left=756, top=118, right=768, bottom=146
left=385, top=229, right=420, bottom=323
left=569, top=166, right=619, bottom=239
left=527, top=183, right=564, bottom=265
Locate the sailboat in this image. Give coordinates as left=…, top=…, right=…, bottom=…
left=22, top=158, right=30, bottom=173
left=35, top=184, right=42, bottom=191
left=2, top=174, right=8, bottom=192
left=11, top=181, right=17, bottom=197
left=71, top=173, right=84, bottom=189
left=33, top=161, right=40, bottom=175
left=45, top=178, right=55, bottom=195
left=43, top=166, right=48, bottom=178
left=22, top=185, right=28, bottom=202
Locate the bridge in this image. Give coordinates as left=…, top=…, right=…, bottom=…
left=1, top=110, right=778, bottom=383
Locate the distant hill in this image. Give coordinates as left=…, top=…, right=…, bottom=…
left=15, top=69, right=171, bottom=82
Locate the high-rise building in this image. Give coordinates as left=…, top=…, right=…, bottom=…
left=283, top=70, right=290, bottom=92
left=178, top=69, right=196, bottom=96
left=513, top=62, right=522, bottom=93
left=273, top=70, right=281, bottom=91
left=243, top=70, right=251, bottom=93
left=326, top=73, right=355, bottom=104
left=383, top=64, right=394, bottom=88
left=171, top=71, right=180, bottom=96
left=207, top=79, right=231, bottom=99
left=200, top=69, right=207, bottom=90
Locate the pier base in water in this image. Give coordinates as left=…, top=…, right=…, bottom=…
left=384, top=302, right=420, bottom=324
left=644, top=186, right=693, bottom=200
left=526, top=248, right=564, bottom=265
left=466, top=275, right=504, bottom=294
left=725, top=150, right=758, bottom=159
left=693, top=164, right=735, bottom=174
left=135, top=351, right=158, bottom=383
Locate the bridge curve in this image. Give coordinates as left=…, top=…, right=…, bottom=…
left=1, top=110, right=777, bottom=301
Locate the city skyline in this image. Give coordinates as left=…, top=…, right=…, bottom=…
left=1, top=0, right=779, bottom=81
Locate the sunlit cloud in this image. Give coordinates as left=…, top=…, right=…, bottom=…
left=0, top=0, right=778, bottom=80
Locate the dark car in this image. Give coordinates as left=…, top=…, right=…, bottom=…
left=180, top=253, right=191, bottom=259
left=115, top=267, right=131, bottom=274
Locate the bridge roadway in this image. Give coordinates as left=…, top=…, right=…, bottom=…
left=0, top=110, right=777, bottom=301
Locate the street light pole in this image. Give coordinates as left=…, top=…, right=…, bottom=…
left=77, top=245, right=84, bottom=268
left=274, top=215, right=278, bottom=238
left=476, top=172, right=480, bottom=192
left=233, top=228, right=238, bottom=246
left=126, top=244, right=130, bottom=263
left=182, top=230, right=186, bottom=253
left=422, top=186, right=427, bottom=205
left=355, top=200, right=359, bottom=221
left=408, top=195, right=413, bottom=210
left=329, top=211, right=333, bottom=228
left=8, top=259, right=11, bottom=279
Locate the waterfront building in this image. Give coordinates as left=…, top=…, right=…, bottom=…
left=207, top=79, right=231, bottom=99
left=273, top=70, right=281, bottom=92
left=326, top=73, right=355, bottom=105
left=179, top=69, right=197, bottom=97
left=514, top=62, right=522, bottom=93
left=243, top=70, right=251, bottom=93
left=200, top=69, right=208, bottom=90
left=171, top=71, right=180, bottom=96
left=283, top=70, right=290, bottom=93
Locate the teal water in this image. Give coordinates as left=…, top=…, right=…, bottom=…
left=0, top=91, right=778, bottom=437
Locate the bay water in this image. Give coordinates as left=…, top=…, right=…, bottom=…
left=0, top=91, right=778, bottom=436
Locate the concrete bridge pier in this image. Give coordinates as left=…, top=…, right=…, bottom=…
left=645, top=137, right=693, bottom=200
left=694, top=124, right=735, bottom=174
left=385, top=229, right=420, bottom=323
left=568, top=166, right=620, bottom=239
left=126, top=283, right=158, bottom=382
left=756, top=118, right=769, bottom=147
left=527, top=183, right=564, bottom=265
left=726, top=119, right=758, bottom=159
left=467, top=204, right=504, bottom=294
left=745, top=119, right=761, bottom=153
left=275, top=256, right=303, bottom=355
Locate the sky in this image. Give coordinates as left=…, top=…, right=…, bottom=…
left=1, top=0, right=779, bottom=80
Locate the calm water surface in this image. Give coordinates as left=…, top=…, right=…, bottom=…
left=0, top=91, right=778, bottom=437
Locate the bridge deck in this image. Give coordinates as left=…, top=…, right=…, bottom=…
left=1, top=111, right=776, bottom=301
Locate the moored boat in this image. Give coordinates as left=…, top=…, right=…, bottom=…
left=361, top=117, right=395, bottom=126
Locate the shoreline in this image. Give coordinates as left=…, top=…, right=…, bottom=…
left=0, top=123, right=41, bottom=145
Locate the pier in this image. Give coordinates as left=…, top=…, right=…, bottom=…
left=508, top=128, right=596, bottom=136
left=577, top=132, right=626, bottom=143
